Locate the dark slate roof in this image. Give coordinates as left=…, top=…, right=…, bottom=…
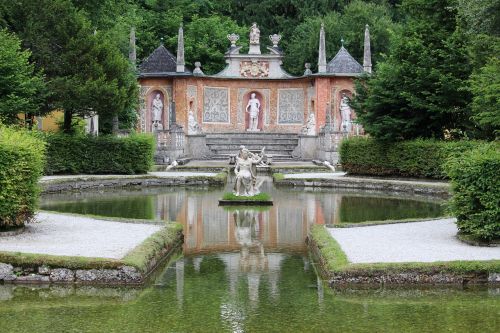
left=139, top=44, right=191, bottom=76
left=326, top=46, right=364, bottom=74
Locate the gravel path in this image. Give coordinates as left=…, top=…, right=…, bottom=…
left=0, top=212, right=162, bottom=259
left=328, top=218, right=500, bottom=263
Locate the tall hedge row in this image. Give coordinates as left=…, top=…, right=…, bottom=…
left=445, top=144, right=500, bottom=241
left=340, top=137, right=483, bottom=179
left=0, top=126, right=46, bottom=229
left=43, top=133, right=155, bottom=175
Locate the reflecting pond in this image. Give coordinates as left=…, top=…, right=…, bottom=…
left=40, top=178, right=446, bottom=255
left=1, top=179, right=498, bottom=332
left=1, top=254, right=498, bottom=333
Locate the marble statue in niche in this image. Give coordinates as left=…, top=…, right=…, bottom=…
left=340, top=93, right=352, bottom=133
left=302, top=113, right=316, bottom=135
left=152, top=93, right=164, bottom=131
left=246, top=93, right=261, bottom=131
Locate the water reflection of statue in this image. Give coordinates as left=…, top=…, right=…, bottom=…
left=249, top=23, right=260, bottom=45
left=234, top=148, right=265, bottom=196
left=246, top=93, right=261, bottom=131
left=233, top=209, right=267, bottom=273
left=340, top=94, right=352, bottom=133
left=152, top=93, right=163, bottom=130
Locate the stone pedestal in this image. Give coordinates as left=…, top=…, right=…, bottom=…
left=154, top=127, right=186, bottom=164
left=185, top=134, right=212, bottom=158
left=317, top=131, right=344, bottom=165
left=292, top=135, right=318, bottom=160
left=248, top=44, right=261, bottom=55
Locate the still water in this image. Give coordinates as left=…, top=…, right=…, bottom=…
left=1, top=179, right=498, bottom=332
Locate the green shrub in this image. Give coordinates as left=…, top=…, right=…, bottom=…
left=42, top=133, right=154, bottom=175
left=0, top=126, right=46, bottom=229
left=340, top=137, right=483, bottom=179
left=446, top=144, right=500, bottom=241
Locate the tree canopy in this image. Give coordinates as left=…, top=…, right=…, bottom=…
left=352, top=0, right=497, bottom=141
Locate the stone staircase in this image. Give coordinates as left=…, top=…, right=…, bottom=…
left=205, top=132, right=299, bottom=160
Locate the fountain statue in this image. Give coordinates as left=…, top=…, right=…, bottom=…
left=234, top=147, right=266, bottom=197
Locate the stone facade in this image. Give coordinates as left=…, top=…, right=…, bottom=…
left=137, top=23, right=372, bottom=162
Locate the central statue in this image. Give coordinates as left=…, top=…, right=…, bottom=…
left=249, top=23, right=260, bottom=45
left=246, top=93, right=261, bottom=131
left=234, top=147, right=265, bottom=196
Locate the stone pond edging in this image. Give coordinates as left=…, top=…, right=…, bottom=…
left=307, top=227, right=500, bottom=286
left=0, top=230, right=183, bottom=286
left=275, top=175, right=450, bottom=197
left=40, top=174, right=226, bottom=194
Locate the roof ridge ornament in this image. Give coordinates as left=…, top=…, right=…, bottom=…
left=269, top=33, right=281, bottom=47
left=227, top=33, right=240, bottom=47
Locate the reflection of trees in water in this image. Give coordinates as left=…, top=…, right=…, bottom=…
left=339, top=196, right=445, bottom=223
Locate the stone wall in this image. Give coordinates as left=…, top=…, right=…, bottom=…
left=40, top=175, right=226, bottom=194
left=274, top=176, right=451, bottom=198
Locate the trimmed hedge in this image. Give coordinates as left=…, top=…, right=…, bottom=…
left=0, top=126, right=46, bottom=229
left=446, top=144, right=500, bottom=241
left=43, top=133, right=155, bottom=175
left=340, top=137, right=483, bottom=179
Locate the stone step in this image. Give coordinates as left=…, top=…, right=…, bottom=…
left=206, top=139, right=299, bottom=145
left=207, top=148, right=297, bottom=154
left=208, top=153, right=295, bottom=160
left=208, top=144, right=298, bottom=151
left=205, top=133, right=299, bottom=139
left=204, top=132, right=299, bottom=159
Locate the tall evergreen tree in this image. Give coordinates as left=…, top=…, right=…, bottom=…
left=2, top=0, right=137, bottom=133
left=352, top=0, right=472, bottom=141
left=0, top=29, right=45, bottom=125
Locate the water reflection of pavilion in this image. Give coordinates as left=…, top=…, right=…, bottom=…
left=153, top=189, right=343, bottom=256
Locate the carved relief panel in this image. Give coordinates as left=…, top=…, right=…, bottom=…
left=240, top=61, right=269, bottom=78
left=237, top=88, right=270, bottom=126
left=203, top=87, right=230, bottom=123
left=277, top=89, right=304, bottom=124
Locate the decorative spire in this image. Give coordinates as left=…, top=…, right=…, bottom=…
left=129, top=27, right=136, bottom=66
left=341, top=37, right=344, bottom=48
left=318, top=23, right=327, bottom=73
left=176, top=24, right=185, bottom=72
left=363, top=24, right=372, bottom=74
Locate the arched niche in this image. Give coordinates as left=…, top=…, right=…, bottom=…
left=243, top=91, right=265, bottom=131
left=146, top=88, right=170, bottom=132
